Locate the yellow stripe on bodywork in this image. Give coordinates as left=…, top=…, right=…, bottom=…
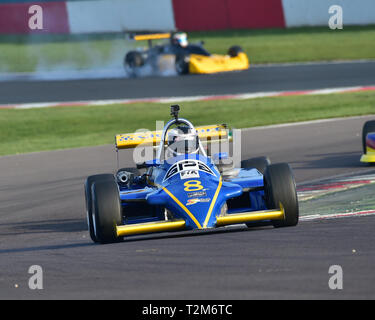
left=162, top=186, right=203, bottom=229
left=203, top=177, right=222, bottom=228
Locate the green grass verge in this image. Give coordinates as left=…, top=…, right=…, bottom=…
left=0, top=26, right=375, bottom=72
left=0, top=91, right=374, bottom=156
left=191, top=26, right=375, bottom=64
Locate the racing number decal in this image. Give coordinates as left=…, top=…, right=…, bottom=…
left=163, top=160, right=216, bottom=182
left=184, top=180, right=204, bottom=192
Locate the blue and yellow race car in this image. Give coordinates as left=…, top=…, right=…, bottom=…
left=85, top=106, right=298, bottom=244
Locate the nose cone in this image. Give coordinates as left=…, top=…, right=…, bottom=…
left=148, top=178, right=242, bottom=229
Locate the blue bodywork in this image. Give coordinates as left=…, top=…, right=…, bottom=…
left=118, top=153, right=267, bottom=230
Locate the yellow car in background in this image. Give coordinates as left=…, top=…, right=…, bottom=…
left=124, top=32, right=250, bottom=76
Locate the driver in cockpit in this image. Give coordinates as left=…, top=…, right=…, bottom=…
left=166, top=125, right=199, bottom=158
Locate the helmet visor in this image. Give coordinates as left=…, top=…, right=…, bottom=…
left=176, top=33, right=188, bottom=47
left=168, top=134, right=199, bottom=155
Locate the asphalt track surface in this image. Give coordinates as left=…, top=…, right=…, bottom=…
left=1, top=61, right=375, bottom=104
left=1, top=115, right=375, bottom=299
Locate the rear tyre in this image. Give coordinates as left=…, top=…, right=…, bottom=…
left=241, top=156, right=271, bottom=174
left=264, top=163, right=299, bottom=228
left=91, top=179, right=122, bottom=244
left=85, top=174, right=114, bottom=243
left=175, top=53, right=189, bottom=75
left=228, top=45, right=244, bottom=58
left=362, top=120, right=375, bottom=154
left=124, top=51, right=144, bottom=77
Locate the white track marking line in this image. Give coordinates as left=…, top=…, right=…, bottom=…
left=1, top=85, right=374, bottom=110
left=297, top=171, right=375, bottom=201
left=298, top=171, right=375, bottom=220
left=300, top=210, right=375, bottom=221
left=242, top=114, right=375, bottom=131
left=224, top=209, right=375, bottom=229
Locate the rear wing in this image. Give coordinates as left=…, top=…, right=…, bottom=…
left=131, top=33, right=171, bottom=41
left=127, top=32, right=172, bottom=48
left=115, top=124, right=230, bottom=150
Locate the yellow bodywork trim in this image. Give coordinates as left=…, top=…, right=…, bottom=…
left=162, top=186, right=203, bottom=229
left=216, top=203, right=285, bottom=226
left=203, top=177, right=222, bottom=228
left=189, top=52, right=249, bottom=74
left=116, top=124, right=228, bottom=150
left=133, top=33, right=171, bottom=41
left=360, top=146, right=375, bottom=162
left=360, top=154, right=375, bottom=162
left=116, top=220, right=185, bottom=237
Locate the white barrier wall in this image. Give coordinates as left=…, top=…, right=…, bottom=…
left=8, top=0, right=371, bottom=35
left=67, top=0, right=176, bottom=33
left=282, top=0, right=375, bottom=27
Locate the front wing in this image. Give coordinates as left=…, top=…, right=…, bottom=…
left=115, top=203, right=285, bottom=237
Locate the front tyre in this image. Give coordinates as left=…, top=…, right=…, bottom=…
left=124, top=51, right=144, bottom=77
left=91, top=179, right=122, bottom=244
left=264, top=163, right=299, bottom=228
left=241, top=156, right=271, bottom=174
left=85, top=174, right=114, bottom=243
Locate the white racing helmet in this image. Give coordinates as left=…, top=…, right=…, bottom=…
left=173, top=32, right=188, bottom=47
left=167, top=126, right=199, bottom=157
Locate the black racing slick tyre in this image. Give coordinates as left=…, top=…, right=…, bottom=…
left=91, top=179, right=122, bottom=244
left=362, top=120, right=375, bottom=154
left=124, top=51, right=144, bottom=76
left=85, top=174, right=114, bottom=243
left=241, top=156, right=271, bottom=174
left=175, top=53, right=189, bottom=75
left=228, top=45, right=244, bottom=57
left=264, top=163, right=299, bottom=228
